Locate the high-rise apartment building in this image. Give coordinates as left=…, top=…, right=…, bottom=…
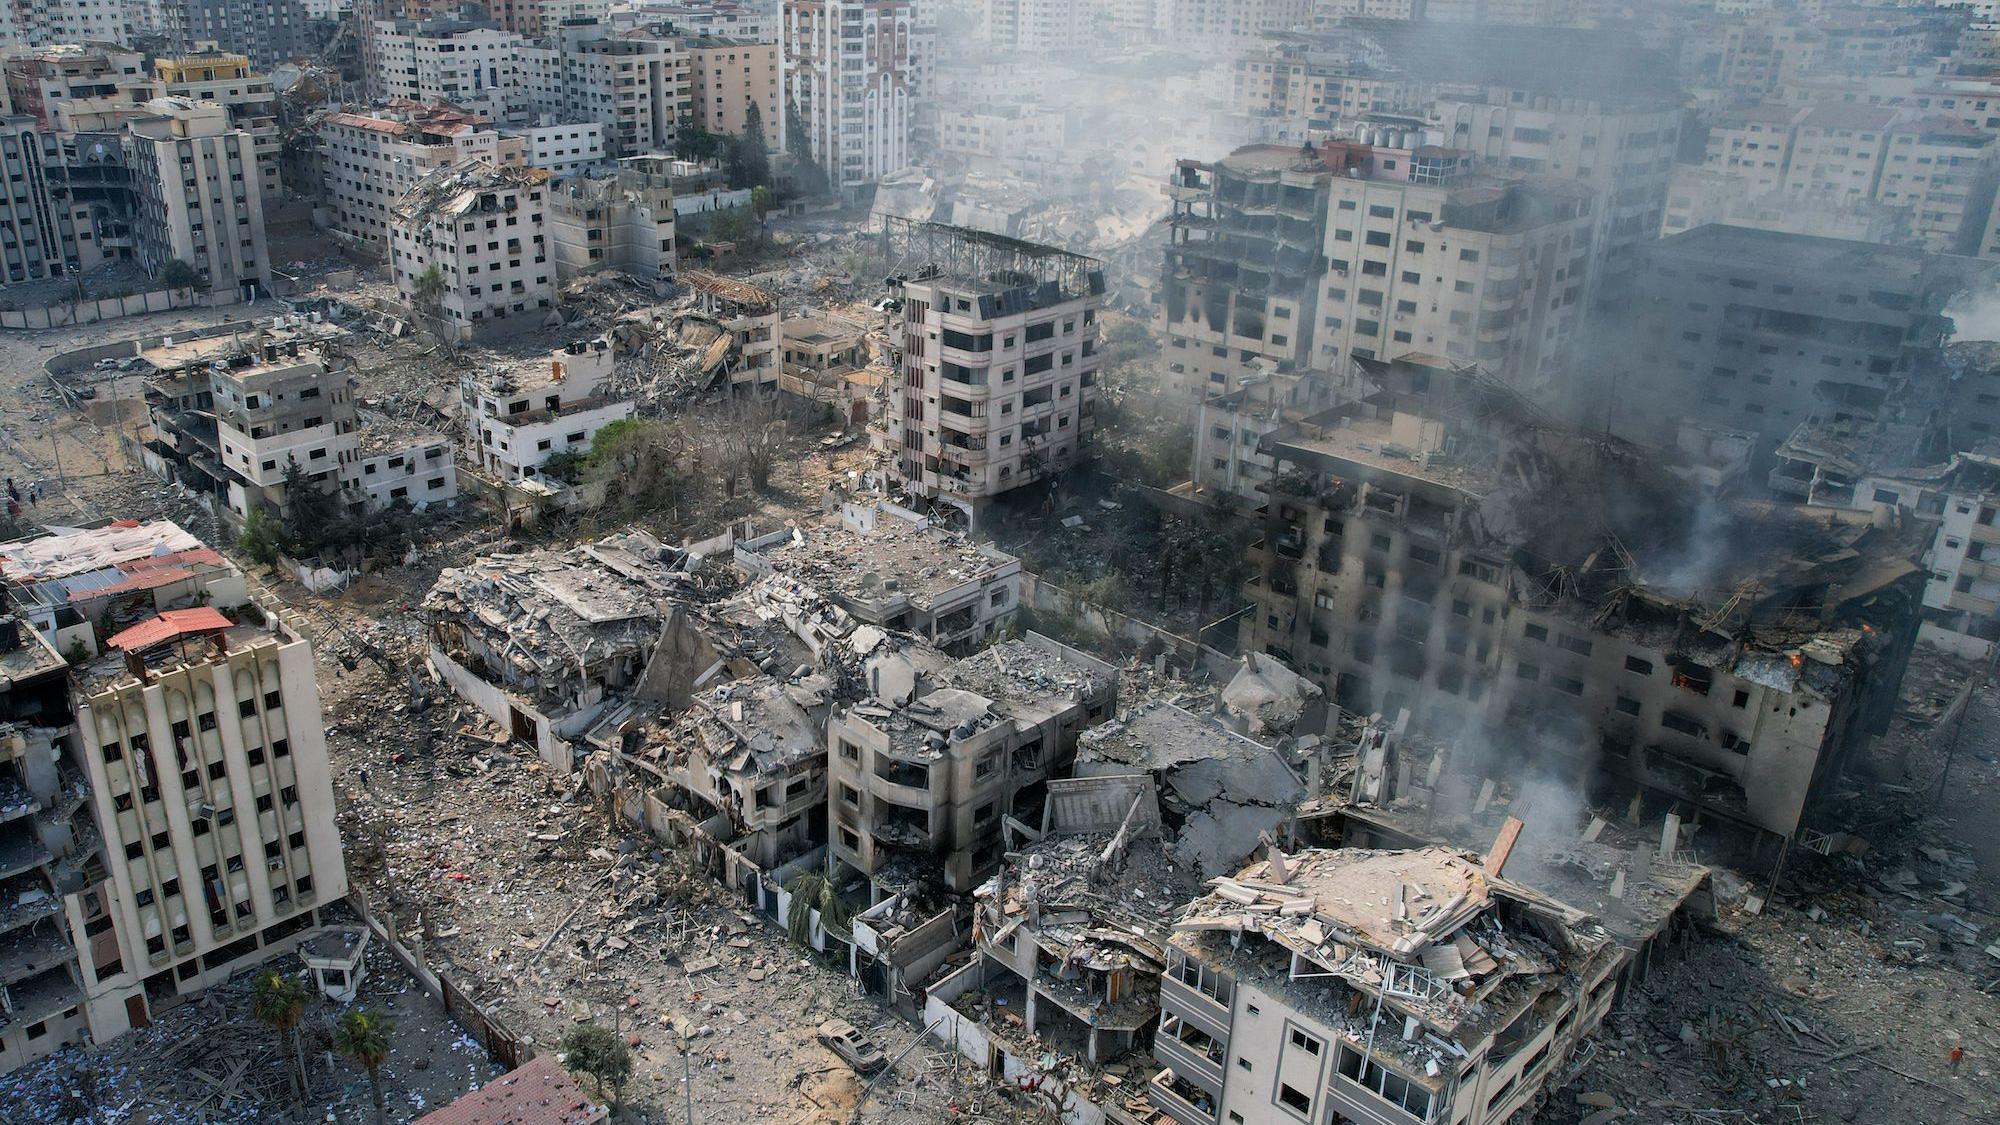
left=683, top=36, right=781, bottom=145
left=168, top=0, right=315, bottom=69
left=122, top=98, right=271, bottom=299
left=371, top=13, right=531, bottom=122
left=782, top=0, right=915, bottom=195
left=154, top=51, right=283, bottom=203
left=523, top=22, right=684, bottom=157
left=391, top=161, right=555, bottom=339
left=319, top=105, right=526, bottom=256
left=882, top=220, right=1106, bottom=522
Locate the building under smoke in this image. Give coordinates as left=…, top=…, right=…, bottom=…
left=1236, top=354, right=1931, bottom=850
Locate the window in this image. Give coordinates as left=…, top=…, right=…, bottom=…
left=1524, top=623, right=1548, bottom=643
left=1625, top=655, right=1653, bottom=676
left=1615, top=696, right=1641, bottom=716
left=1289, top=1028, right=1322, bottom=1054
left=1516, top=662, right=1540, bottom=682
left=1278, top=1084, right=1311, bottom=1114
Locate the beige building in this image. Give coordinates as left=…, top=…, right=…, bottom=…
left=884, top=220, right=1105, bottom=520
left=546, top=156, right=679, bottom=282
left=1782, top=103, right=1898, bottom=200
left=1703, top=103, right=1809, bottom=194
left=154, top=50, right=283, bottom=202
left=684, top=37, right=780, bottom=144
left=827, top=633, right=1116, bottom=897
left=123, top=98, right=271, bottom=299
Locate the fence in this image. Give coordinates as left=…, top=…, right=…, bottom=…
left=346, top=889, right=534, bottom=1071
left=1, top=285, right=246, bottom=329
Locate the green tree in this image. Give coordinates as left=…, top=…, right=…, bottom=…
left=334, top=1009, right=394, bottom=1125
left=726, top=102, right=772, bottom=190
left=278, top=460, right=348, bottom=559
left=249, top=970, right=309, bottom=1105
left=561, top=1023, right=633, bottom=1114
left=783, top=99, right=830, bottom=197
left=157, top=258, right=199, bottom=298
left=410, top=264, right=450, bottom=341
left=238, top=508, right=282, bottom=565
left=750, top=184, right=775, bottom=229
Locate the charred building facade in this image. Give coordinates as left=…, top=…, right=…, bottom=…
left=1238, top=356, right=1928, bottom=847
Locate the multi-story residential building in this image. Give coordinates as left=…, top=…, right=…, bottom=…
left=1781, top=103, right=1899, bottom=200
left=975, top=0, right=1090, bottom=52
left=1158, top=0, right=1308, bottom=48
left=782, top=0, right=916, bottom=195
left=882, top=220, right=1105, bottom=522
left=167, top=0, right=316, bottom=68
left=1161, top=145, right=1333, bottom=408
left=545, top=156, right=678, bottom=280
left=826, top=632, right=1116, bottom=896
left=0, top=117, right=79, bottom=288
left=318, top=104, right=524, bottom=256
left=370, top=12, right=531, bottom=122
left=3, top=44, right=151, bottom=132
left=503, top=120, right=606, bottom=176
left=459, top=336, right=635, bottom=483
left=154, top=51, right=283, bottom=203
left=1704, top=16, right=1824, bottom=104
left=122, top=98, right=271, bottom=299
left=1661, top=165, right=1911, bottom=244
left=1703, top=103, right=1809, bottom=194
left=1314, top=140, right=1593, bottom=398
left=680, top=269, right=779, bottom=390
left=1226, top=36, right=1428, bottom=141
left=1150, top=847, right=1622, bottom=1125
left=1235, top=355, right=1927, bottom=843
left=1607, top=224, right=1962, bottom=459
left=1917, top=454, right=2000, bottom=643
left=208, top=336, right=362, bottom=519
left=1880, top=115, right=2000, bottom=256
left=0, top=520, right=347, bottom=1074
left=525, top=22, right=684, bottom=158
left=684, top=36, right=780, bottom=145
left=390, top=160, right=555, bottom=340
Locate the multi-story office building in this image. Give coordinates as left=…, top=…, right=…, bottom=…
left=122, top=98, right=271, bottom=299
left=882, top=220, right=1106, bottom=521
left=1608, top=224, right=1962, bottom=459
left=153, top=51, right=283, bottom=203
left=319, top=105, right=524, bottom=256
left=459, top=336, right=634, bottom=482
left=826, top=632, right=1115, bottom=897
left=390, top=161, right=555, bottom=339
left=167, top=0, right=316, bottom=68
left=1236, top=355, right=1927, bottom=842
left=683, top=36, right=780, bottom=144
left=370, top=12, right=531, bottom=122
left=782, top=0, right=916, bottom=195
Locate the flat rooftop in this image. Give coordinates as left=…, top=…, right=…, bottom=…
left=754, top=509, right=1017, bottom=613
left=1654, top=223, right=1942, bottom=284
left=353, top=410, right=450, bottom=459
left=1270, top=407, right=1501, bottom=497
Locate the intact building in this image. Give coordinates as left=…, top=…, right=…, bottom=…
left=122, top=98, right=271, bottom=299
left=782, top=0, right=915, bottom=194
left=154, top=51, right=283, bottom=203
left=370, top=12, right=530, bottom=121
left=684, top=36, right=780, bottom=145
left=168, top=0, right=315, bottom=68
left=882, top=219, right=1106, bottom=521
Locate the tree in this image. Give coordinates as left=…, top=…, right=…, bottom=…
left=239, top=508, right=282, bottom=566
left=158, top=258, right=199, bottom=298
left=561, top=1023, right=633, bottom=1113
left=334, top=1009, right=394, bottom=1125
left=725, top=103, right=772, bottom=191
left=278, top=460, right=350, bottom=560
left=249, top=970, right=309, bottom=1105
left=750, top=185, right=775, bottom=229
left=410, top=264, right=451, bottom=343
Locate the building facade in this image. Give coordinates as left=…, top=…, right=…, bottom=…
left=782, top=0, right=915, bottom=194
left=123, top=98, right=271, bottom=298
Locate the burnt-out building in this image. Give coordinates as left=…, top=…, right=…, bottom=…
left=1237, top=355, right=1930, bottom=850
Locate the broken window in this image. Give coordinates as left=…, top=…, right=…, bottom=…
left=1625, top=655, right=1654, bottom=676
left=1660, top=710, right=1706, bottom=738
left=1524, top=623, right=1548, bottom=643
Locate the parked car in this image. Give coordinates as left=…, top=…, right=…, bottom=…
left=816, top=1019, right=887, bottom=1073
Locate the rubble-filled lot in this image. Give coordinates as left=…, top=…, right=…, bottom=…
left=0, top=920, right=504, bottom=1124
left=1544, top=667, right=2000, bottom=1125
left=325, top=672, right=1042, bottom=1124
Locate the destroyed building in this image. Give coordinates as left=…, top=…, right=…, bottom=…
left=459, top=336, right=636, bottom=484
left=736, top=498, right=1022, bottom=653
left=828, top=633, right=1117, bottom=897
left=0, top=520, right=247, bottom=661
left=678, top=270, right=780, bottom=392
left=139, top=318, right=454, bottom=525
left=546, top=155, right=678, bottom=283
left=1237, top=355, right=1930, bottom=848
left=1150, top=845, right=1624, bottom=1125
left=881, top=218, right=1107, bottom=523
left=390, top=159, right=556, bottom=340
left=779, top=313, right=879, bottom=424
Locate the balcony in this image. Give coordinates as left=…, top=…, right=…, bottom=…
left=1148, top=1068, right=1219, bottom=1125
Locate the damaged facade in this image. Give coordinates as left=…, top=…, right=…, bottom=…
left=882, top=218, right=1107, bottom=521
left=545, top=155, right=679, bottom=284
left=1238, top=355, right=1928, bottom=846
left=390, top=159, right=557, bottom=340
left=678, top=270, right=780, bottom=393
left=459, top=336, right=636, bottom=484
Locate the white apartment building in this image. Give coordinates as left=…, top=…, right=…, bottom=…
left=783, top=0, right=916, bottom=194
left=122, top=98, right=271, bottom=299
left=1881, top=115, right=1999, bottom=256
left=1159, top=0, right=1309, bottom=49
left=371, top=14, right=531, bottom=123
left=390, top=161, right=556, bottom=340
left=884, top=221, right=1105, bottom=520
left=72, top=603, right=348, bottom=1031
left=351, top=412, right=460, bottom=512
left=209, top=340, right=362, bottom=520
left=319, top=106, right=524, bottom=256
left=503, top=120, right=607, bottom=175
left=976, top=0, right=1090, bottom=52
left=460, top=337, right=635, bottom=482
left=1782, top=103, right=1899, bottom=200
left=1314, top=142, right=1594, bottom=398
left=1703, top=103, right=1810, bottom=194
left=525, top=23, right=684, bottom=157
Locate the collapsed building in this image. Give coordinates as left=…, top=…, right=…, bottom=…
left=736, top=498, right=1023, bottom=654
left=678, top=270, right=780, bottom=393
left=545, top=155, right=679, bottom=283
left=1150, top=845, right=1625, bottom=1125
left=1237, top=355, right=1930, bottom=854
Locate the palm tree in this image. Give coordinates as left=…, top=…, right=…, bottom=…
left=335, top=1008, right=395, bottom=1125
left=249, top=970, right=308, bottom=1105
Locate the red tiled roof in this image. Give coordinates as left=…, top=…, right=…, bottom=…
left=72, top=548, right=229, bottom=602
left=414, top=1056, right=605, bottom=1125
left=105, top=607, right=234, bottom=653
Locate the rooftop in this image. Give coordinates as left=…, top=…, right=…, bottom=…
left=0, top=520, right=206, bottom=584
left=353, top=410, right=451, bottom=459
left=1653, top=223, right=1944, bottom=285
left=880, top=217, right=1105, bottom=308
left=750, top=504, right=1018, bottom=615
left=413, top=1054, right=604, bottom=1125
